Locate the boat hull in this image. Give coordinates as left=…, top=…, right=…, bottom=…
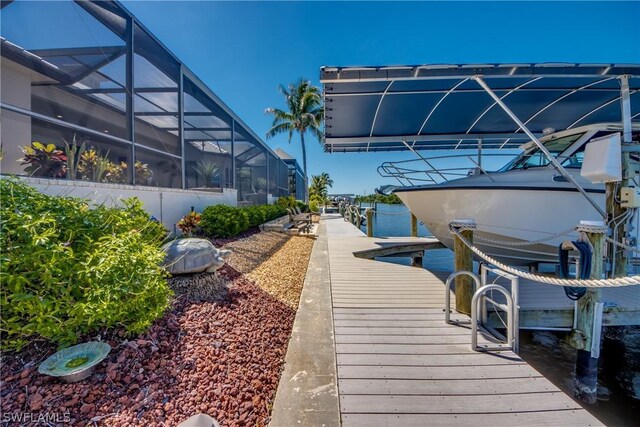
left=396, top=186, right=606, bottom=265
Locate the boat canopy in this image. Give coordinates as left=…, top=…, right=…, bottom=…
left=321, top=63, right=640, bottom=153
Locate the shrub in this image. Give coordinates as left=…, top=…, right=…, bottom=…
left=244, top=206, right=267, bottom=228
left=0, top=179, right=171, bottom=351
left=200, top=204, right=249, bottom=238
left=295, top=201, right=310, bottom=213
left=199, top=204, right=288, bottom=238
left=275, top=195, right=297, bottom=209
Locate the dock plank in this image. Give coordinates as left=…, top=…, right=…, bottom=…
left=322, top=214, right=603, bottom=426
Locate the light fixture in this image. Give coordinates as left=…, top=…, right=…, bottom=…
left=542, top=127, right=555, bottom=136
left=56, top=115, right=63, bottom=119
left=103, top=130, right=109, bottom=133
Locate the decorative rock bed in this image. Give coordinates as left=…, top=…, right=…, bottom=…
left=168, top=272, right=229, bottom=302
left=0, top=230, right=312, bottom=427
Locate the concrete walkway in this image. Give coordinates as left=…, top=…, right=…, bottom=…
left=270, top=221, right=341, bottom=426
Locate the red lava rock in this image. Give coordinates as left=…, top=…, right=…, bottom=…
left=1, top=260, right=296, bottom=427
left=80, top=403, right=95, bottom=414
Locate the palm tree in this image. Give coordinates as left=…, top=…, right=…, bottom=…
left=265, top=79, right=324, bottom=201
left=318, top=172, right=333, bottom=190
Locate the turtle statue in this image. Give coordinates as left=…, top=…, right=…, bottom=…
left=162, top=238, right=232, bottom=275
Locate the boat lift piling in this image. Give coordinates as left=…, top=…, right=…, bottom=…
left=365, top=208, right=374, bottom=237
left=451, top=219, right=476, bottom=315
left=571, top=222, right=606, bottom=404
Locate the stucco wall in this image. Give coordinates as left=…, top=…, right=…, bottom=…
left=20, top=177, right=238, bottom=233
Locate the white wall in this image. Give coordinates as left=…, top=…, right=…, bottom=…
left=21, top=177, right=238, bottom=233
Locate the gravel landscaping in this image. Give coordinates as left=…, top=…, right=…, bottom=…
left=0, top=230, right=314, bottom=426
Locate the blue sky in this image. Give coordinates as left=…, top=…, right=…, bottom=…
left=121, top=0, right=640, bottom=195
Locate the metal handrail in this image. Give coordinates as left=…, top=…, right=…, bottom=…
left=471, top=284, right=515, bottom=353
left=378, top=153, right=518, bottom=186
left=444, top=271, right=481, bottom=325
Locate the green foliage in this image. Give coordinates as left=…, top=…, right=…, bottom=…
left=295, top=201, right=309, bottom=213
left=19, top=142, right=67, bottom=178
left=63, top=135, right=86, bottom=180
left=0, top=179, right=171, bottom=351
left=275, top=195, right=297, bottom=209
left=194, top=160, right=220, bottom=188
left=265, top=80, right=324, bottom=191
left=199, top=204, right=288, bottom=238
left=309, top=199, right=319, bottom=213
left=355, top=193, right=403, bottom=205
left=200, top=205, right=250, bottom=238
left=308, top=172, right=333, bottom=201
left=244, top=206, right=267, bottom=228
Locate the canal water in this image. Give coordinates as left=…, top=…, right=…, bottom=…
left=359, top=203, right=640, bottom=425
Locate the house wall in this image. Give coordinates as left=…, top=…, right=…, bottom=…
left=20, top=177, right=237, bottom=233
left=0, top=60, right=32, bottom=174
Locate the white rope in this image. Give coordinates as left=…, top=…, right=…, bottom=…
left=449, top=224, right=640, bottom=287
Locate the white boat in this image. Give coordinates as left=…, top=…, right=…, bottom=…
left=394, top=123, right=640, bottom=265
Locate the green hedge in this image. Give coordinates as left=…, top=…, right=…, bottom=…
left=0, top=179, right=172, bottom=351
left=200, top=204, right=287, bottom=238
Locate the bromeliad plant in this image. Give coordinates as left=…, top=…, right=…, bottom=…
left=19, top=142, right=67, bottom=178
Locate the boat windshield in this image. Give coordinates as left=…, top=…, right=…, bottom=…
left=501, top=133, right=584, bottom=171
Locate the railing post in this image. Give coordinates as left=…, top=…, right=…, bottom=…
left=366, top=207, right=374, bottom=237
left=355, top=206, right=362, bottom=229
left=572, top=221, right=606, bottom=404
left=451, top=219, right=476, bottom=315
left=410, top=213, right=418, bottom=237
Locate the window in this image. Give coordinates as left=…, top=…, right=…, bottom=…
left=503, top=133, right=584, bottom=171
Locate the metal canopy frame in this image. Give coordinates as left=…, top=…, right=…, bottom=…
left=321, top=63, right=640, bottom=153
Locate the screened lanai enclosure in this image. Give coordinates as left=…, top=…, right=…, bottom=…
left=0, top=0, right=289, bottom=205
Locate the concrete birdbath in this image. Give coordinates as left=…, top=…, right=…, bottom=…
left=38, top=342, right=111, bottom=383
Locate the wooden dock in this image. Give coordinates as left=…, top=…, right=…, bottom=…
left=324, top=214, right=603, bottom=426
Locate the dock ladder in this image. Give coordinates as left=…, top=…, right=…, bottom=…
left=445, top=265, right=520, bottom=353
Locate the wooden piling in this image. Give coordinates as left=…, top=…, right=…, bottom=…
left=366, top=208, right=374, bottom=237
left=572, top=222, right=606, bottom=404
left=452, top=222, right=475, bottom=315
left=410, top=213, right=418, bottom=237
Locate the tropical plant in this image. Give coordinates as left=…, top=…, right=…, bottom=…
left=105, top=161, right=128, bottom=183
left=0, top=179, right=170, bottom=350
left=19, top=142, right=67, bottom=178
left=265, top=79, right=324, bottom=201
left=177, top=211, right=202, bottom=236
left=309, top=172, right=333, bottom=202
left=63, top=135, right=86, bottom=180
left=194, top=160, right=220, bottom=188
left=135, top=161, right=153, bottom=185
left=77, top=149, right=111, bottom=182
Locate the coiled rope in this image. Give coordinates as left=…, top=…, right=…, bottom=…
left=448, top=223, right=640, bottom=287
